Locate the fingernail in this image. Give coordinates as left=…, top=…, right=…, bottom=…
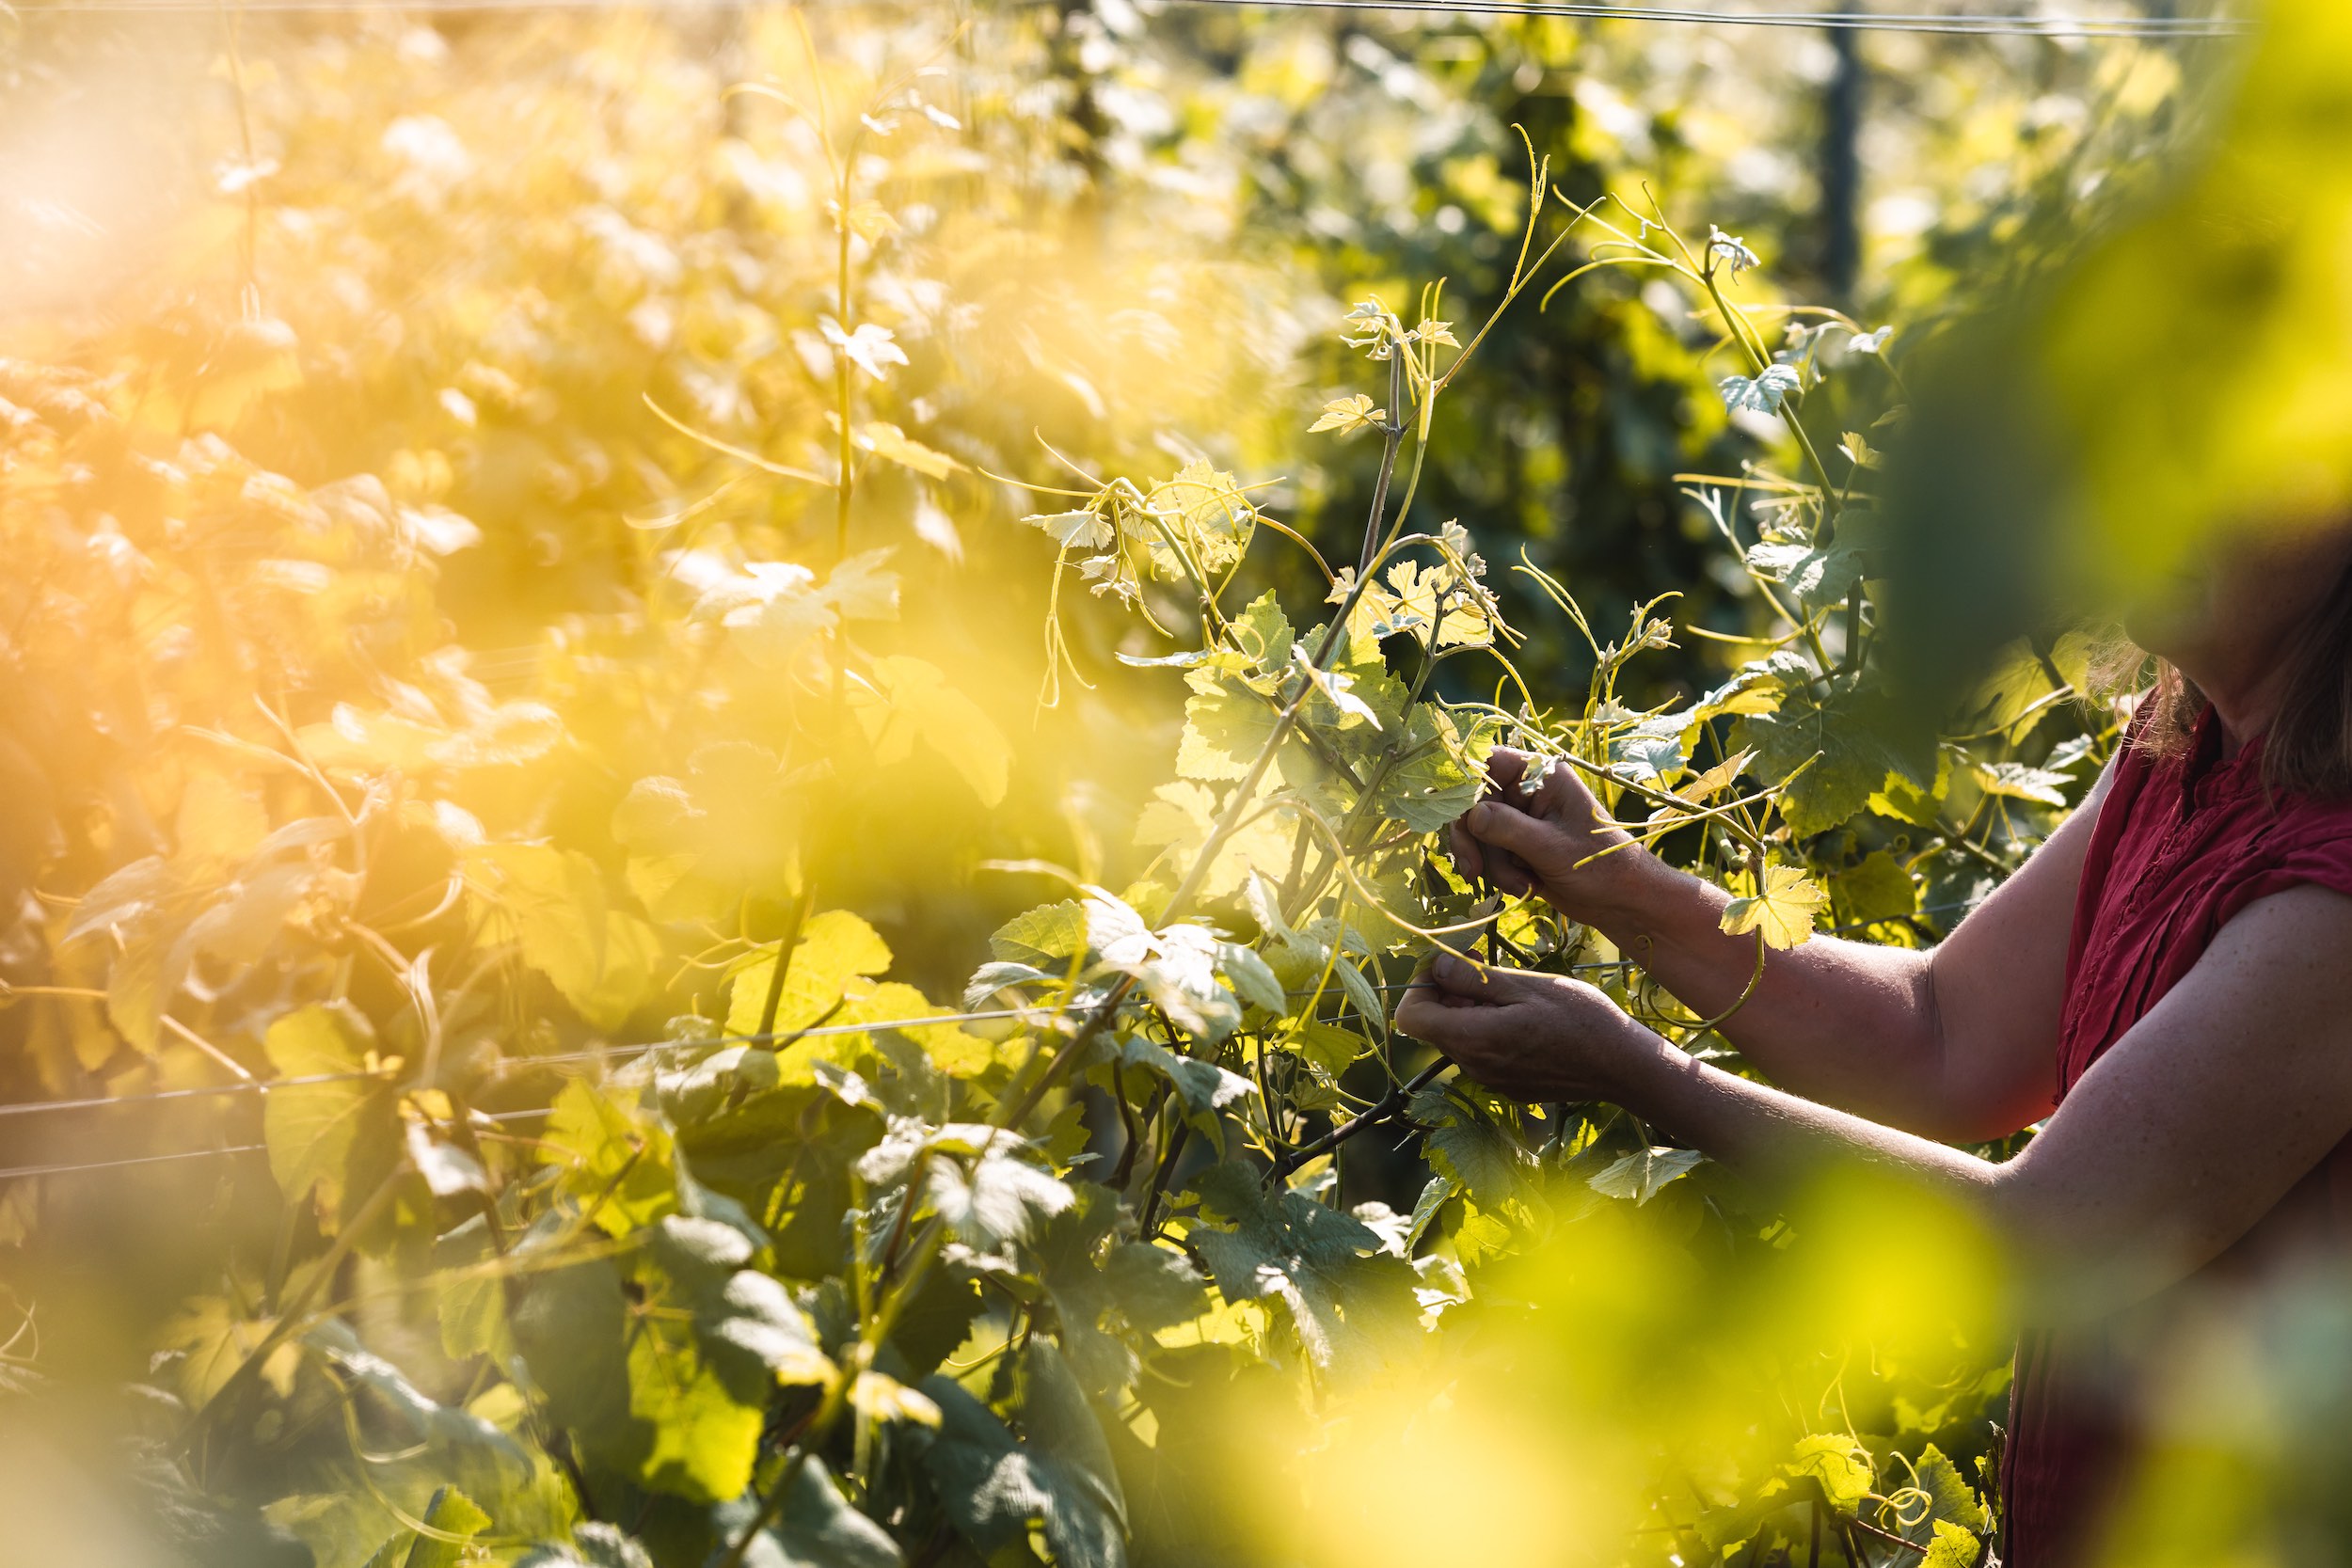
left=1468, top=803, right=1492, bottom=832
left=1433, top=953, right=1463, bottom=981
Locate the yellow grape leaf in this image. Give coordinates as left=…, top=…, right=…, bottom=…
left=725, top=909, right=894, bottom=1039
left=544, top=1079, right=676, bottom=1235
left=1683, top=747, right=1756, bottom=805
left=1787, top=1433, right=1874, bottom=1512
left=467, top=844, right=656, bottom=1030
left=849, top=980, right=996, bottom=1077
left=1308, top=393, right=1385, bottom=437
left=1922, top=1522, right=1981, bottom=1568
left=856, top=420, right=961, bottom=481
left=1719, top=864, right=1828, bottom=949
left=853, top=655, right=1009, bottom=806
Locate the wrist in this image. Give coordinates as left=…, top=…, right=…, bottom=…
left=1594, top=1011, right=1679, bottom=1105
left=1562, top=836, right=1678, bottom=931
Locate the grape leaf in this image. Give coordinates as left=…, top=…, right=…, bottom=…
left=1720, top=865, right=1829, bottom=950
left=724, top=909, right=895, bottom=1039
left=1589, top=1145, right=1704, bottom=1205
left=1184, top=1163, right=1414, bottom=1369
left=851, top=655, right=1009, bottom=806
left=262, top=1004, right=400, bottom=1223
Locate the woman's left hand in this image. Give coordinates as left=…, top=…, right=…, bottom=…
left=1392, top=952, right=1665, bottom=1102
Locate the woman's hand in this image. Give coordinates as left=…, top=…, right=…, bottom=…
left=1454, top=748, right=1647, bottom=923
left=1392, top=952, right=1666, bottom=1103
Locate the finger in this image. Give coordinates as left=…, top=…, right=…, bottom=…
left=1465, top=799, right=1561, bottom=867
left=1425, top=950, right=1525, bottom=1003
left=1481, top=747, right=1533, bottom=798
left=1485, top=847, right=1534, bottom=897
left=1449, top=818, right=1486, bottom=884
left=1533, top=756, right=1596, bottom=818
left=1394, top=988, right=1497, bottom=1048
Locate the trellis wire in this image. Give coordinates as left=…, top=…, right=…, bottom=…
left=0, top=1104, right=558, bottom=1181
left=0, top=897, right=1970, bottom=1151
left=1172, top=0, right=2240, bottom=38
left=1, top=0, right=2246, bottom=39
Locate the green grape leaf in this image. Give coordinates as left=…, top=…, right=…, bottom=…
left=1735, top=681, right=1934, bottom=837
left=1745, top=536, right=1868, bottom=611
left=1216, top=941, right=1287, bottom=1015
left=1974, top=759, right=2071, bottom=807
left=1909, top=1444, right=1991, bottom=1538
left=1175, top=668, right=1279, bottom=782
left=990, top=899, right=1088, bottom=966
left=1834, top=848, right=1918, bottom=925
left=736, top=1455, right=904, bottom=1568
left=1372, top=705, right=1495, bottom=832
left=467, top=845, right=658, bottom=1029
left=1142, top=460, right=1255, bottom=580
left=1589, top=1145, right=1704, bottom=1205
left=433, top=1216, right=505, bottom=1361
left=1411, top=1092, right=1535, bottom=1211
left=1721, top=865, right=1830, bottom=950
left=262, top=1004, right=400, bottom=1223
left=628, top=1308, right=762, bottom=1502
left=1719, top=363, right=1800, bottom=413
left=508, top=1254, right=645, bottom=1477
left=1184, top=1163, right=1414, bottom=1369
left=1921, top=1521, right=1983, bottom=1568
left=303, top=1320, right=530, bottom=1473
left=1119, top=1034, right=1253, bottom=1117
left=926, top=1149, right=1076, bottom=1248
left=1228, top=589, right=1295, bottom=670
left=544, top=1080, right=676, bottom=1235
left=1285, top=1020, right=1368, bottom=1080
left=1100, top=1241, right=1210, bottom=1333
left=916, top=1340, right=1125, bottom=1568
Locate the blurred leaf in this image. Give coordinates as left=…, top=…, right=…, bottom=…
left=400, top=1488, right=491, bottom=1568
left=852, top=655, right=1009, bottom=806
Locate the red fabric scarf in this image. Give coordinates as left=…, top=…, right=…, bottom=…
left=2002, top=712, right=2352, bottom=1564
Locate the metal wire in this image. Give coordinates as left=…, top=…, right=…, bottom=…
left=0, top=1002, right=1074, bottom=1121
left=0, top=895, right=1974, bottom=1144
left=1168, top=0, right=2242, bottom=37
left=0, top=0, right=2246, bottom=38
left=0, top=1104, right=556, bottom=1181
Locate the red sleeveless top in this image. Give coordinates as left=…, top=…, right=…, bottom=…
left=2002, top=711, right=2352, bottom=1564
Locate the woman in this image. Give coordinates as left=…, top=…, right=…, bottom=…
left=1393, top=520, right=2352, bottom=1565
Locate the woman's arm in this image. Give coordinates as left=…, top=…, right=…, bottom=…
left=1395, top=884, right=2352, bottom=1317
left=1454, top=749, right=2113, bottom=1141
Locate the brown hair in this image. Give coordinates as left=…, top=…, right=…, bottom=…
left=2129, top=553, right=2352, bottom=800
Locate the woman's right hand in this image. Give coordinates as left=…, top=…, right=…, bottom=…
left=1453, top=748, right=1648, bottom=924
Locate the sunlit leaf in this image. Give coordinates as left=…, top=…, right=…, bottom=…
left=1720, top=864, right=1829, bottom=949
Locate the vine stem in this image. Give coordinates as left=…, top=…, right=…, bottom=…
left=754, top=885, right=818, bottom=1041
left=1267, top=1053, right=1452, bottom=1182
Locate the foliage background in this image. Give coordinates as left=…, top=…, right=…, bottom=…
left=3, top=4, right=2318, bottom=1568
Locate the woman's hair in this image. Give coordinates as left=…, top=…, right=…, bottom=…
left=2131, top=551, right=2352, bottom=799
